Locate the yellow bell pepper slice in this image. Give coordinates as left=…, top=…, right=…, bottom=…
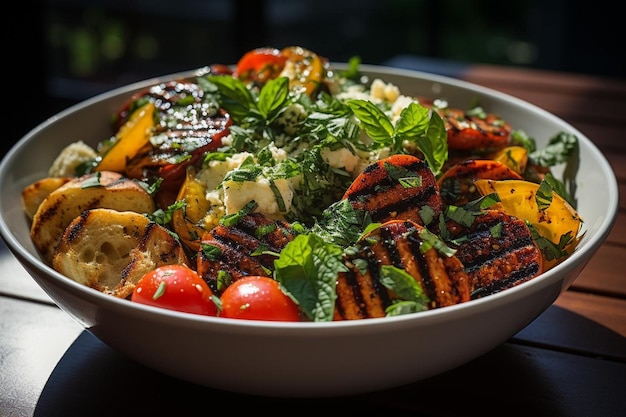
left=474, top=179, right=584, bottom=269
left=488, top=146, right=528, bottom=175
left=172, top=167, right=214, bottom=252
left=96, top=101, right=155, bottom=172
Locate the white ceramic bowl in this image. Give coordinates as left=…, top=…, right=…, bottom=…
left=0, top=64, right=618, bottom=398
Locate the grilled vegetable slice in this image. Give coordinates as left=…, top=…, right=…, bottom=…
left=343, top=154, right=443, bottom=228
left=437, top=159, right=523, bottom=206
left=234, top=47, right=287, bottom=85
left=172, top=167, right=213, bottom=252
left=488, top=145, right=529, bottom=175
left=334, top=219, right=470, bottom=320
left=435, top=106, right=511, bottom=152
left=196, top=213, right=298, bottom=293
left=279, top=46, right=325, bottom=96
left=95, top=101, right=155, bottom=172
left=474, top=179, right=584, bottom=269
left=121, top=81, right=232, bottom=209
left=445, top=209, right=544, bottom=299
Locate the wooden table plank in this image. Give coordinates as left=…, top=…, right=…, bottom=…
left=607, top=214, right=626, bottom=246
left=606, top=152, right=626, bottom=180
left=555, top=291, right=626, bottom=338
left=570, top=244, right=626, bottom=298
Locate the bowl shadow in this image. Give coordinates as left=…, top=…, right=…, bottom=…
left=35, top=306, right=626, bottom=417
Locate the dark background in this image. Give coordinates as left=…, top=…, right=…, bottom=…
left=5, top=0, right=623, bottom=157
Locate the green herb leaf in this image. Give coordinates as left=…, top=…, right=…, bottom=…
left=152, top=281, right=166, bottom=300
left=379, top=265, right=429, bottom=309
left=257, top=76, right=289, bottom=120
left=401, top=104, right=448, bottom=175
left=345, top=99, right=394, bottom=144
left=274, top=234, right=348, bottom=322
left=206, top=75, right=257, bottom=123
left=80, top=172, right=102, bottom=188
left=536, top=180, right=553, bottom=211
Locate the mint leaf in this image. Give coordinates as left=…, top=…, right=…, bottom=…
left=274, top=234, right=348, bottom=321
left=379, top=265, right=429, bottom=309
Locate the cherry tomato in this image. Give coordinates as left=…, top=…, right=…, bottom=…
left=219, top=276, right=301, bottom=322
left=131, top=265, right=218, bottom=316
left=235, top=47, right=287, bottom=84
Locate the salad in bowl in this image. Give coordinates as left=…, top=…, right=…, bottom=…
left=21, top=45, right=583, bottom=322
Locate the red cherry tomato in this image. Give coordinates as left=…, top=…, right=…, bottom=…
left=131, top=265, right=218, bottom=316
left=219, top=276, right=301, bottom=322
left=234, top=47, right=287, bottom=84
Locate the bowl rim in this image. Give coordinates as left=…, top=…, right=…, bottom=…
left=0, top=63, right=619, bottom=332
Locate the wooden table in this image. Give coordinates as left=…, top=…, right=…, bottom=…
left=1, top=59, right=625, bottom=417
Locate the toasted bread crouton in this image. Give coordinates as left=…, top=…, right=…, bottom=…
left=30, top=171, right=156, bottom=263
left=21, top=177, right=72, bottom=220
left=120, top=219, right=191, bottom=297
left=52, top=208, right=189, bottom=298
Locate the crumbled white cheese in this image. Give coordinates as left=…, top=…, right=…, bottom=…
left=275, top=103, right=307, bottom=135
left=336, top=78, right=403, bottom=107
left=390, top=95, right=421, bottom=123
left=201, top=189, right=227, bottom=231
left=370, top=78, right=400, bottom=103
left=48, top=141, right=98, bottom=177
left=268, top=143, right=288, bottom=162
left=223, top=177, right=293, bottom=219
left=196, top=152, right=254, bottom=190
left=196, top=149, right=297, bottom=225
left=320, top=147, right=362, bottom=175
left=220, top=133, right=234, bottom=146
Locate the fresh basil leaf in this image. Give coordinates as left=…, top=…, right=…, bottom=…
left=394, top=101, right=430, bottom=137
left=346, top=99, right=394, bottom=144
left=206, top=75, right=257, bottom=123
left=406, top=106, right=448, bottom=175
left=258, top=76, right=289, bottom=120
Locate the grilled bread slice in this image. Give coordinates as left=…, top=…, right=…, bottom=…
left=52, top=208, right=188, bottom=298
left=343, top=154, right=443, bottom=229
left=446, top=209, right=544, bottom=299
left=197, top=212, right=298, bottom=293
left=30, top=171, right=156, bottom=263
left=334, top=219, right=471, bottom=320
left=21, top=177, right=72, bottom=220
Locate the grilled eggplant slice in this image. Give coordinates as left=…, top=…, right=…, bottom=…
left=196, top=213, right=298, bottom=293
left=437, top=159, right=523, bottom=206
left=446, top=209, right=544, bottom=299
left=436, top=106, right=511, bottom=153
left=342, top=154, right=443, bottom=229
left=122, top=81, right=232, bottom=209
left=334, top=219, right=471, bottom=320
